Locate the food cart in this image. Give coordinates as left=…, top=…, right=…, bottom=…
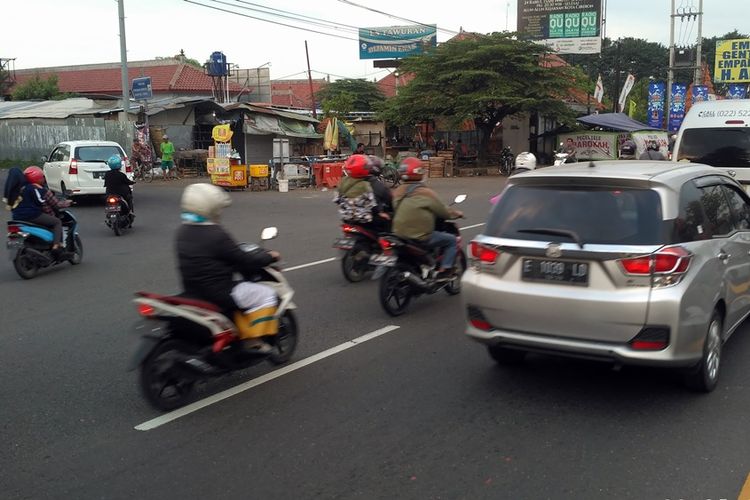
left=207, top=124, right=248, bottom=190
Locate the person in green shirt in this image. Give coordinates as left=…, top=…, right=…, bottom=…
left=160, top=135, right=176, bottom=180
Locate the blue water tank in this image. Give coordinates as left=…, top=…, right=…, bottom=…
left=207, top=51, right=227, bottom=76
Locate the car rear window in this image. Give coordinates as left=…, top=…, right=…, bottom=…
left=677, top=128, right=750, bottom=167
left=485, top=185, right=665, bottom=245
left=74, top=146, right=123, bottom=162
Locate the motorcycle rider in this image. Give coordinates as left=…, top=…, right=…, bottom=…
left=11, top=166, right=73, bottom=260
left=104, top=155, right=136, bottom=218
left=619, top=139, right=637, bottom=160
left=366, top=155, right=393, bottom=232
left=177, top=183, right=280, bottom=354
left=391, top=157, right=463, bottom=280
left=639, top=139, right=666, bottom=160
left=334, top=154, right=389, bottom=230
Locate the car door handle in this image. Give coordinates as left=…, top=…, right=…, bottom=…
left=718, top=250, right=731, bottom=262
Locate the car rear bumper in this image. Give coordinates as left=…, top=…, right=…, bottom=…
left=465, top=324, right=701, bottom=367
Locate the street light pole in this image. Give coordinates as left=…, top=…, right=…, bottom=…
left=118, top=0, right=129, bottom=123
left=612, top=40, right=621, bottom=113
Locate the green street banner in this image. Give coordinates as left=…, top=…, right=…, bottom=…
left=358, top=25, right=437, bottom=60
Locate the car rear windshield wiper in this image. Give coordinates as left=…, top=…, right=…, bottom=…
left=517, top=228, right=584, bottom=248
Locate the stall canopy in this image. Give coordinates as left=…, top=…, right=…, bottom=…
left=576, top=112, right=659, bottom=132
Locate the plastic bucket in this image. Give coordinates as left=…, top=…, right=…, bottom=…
left=278, top=179, right=289, bottom=193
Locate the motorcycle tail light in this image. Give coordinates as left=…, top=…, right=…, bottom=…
left=107, top=196, right=119, bottom=204
left=342, top=224, right=358, bottom=233
left=379, top=237, right=392, bottom=250
left=138, top=304, right=155, bottom=317
left=7, top=225, right=21, bottom=234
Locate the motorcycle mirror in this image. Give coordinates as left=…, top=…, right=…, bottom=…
left=261, top=227, right=278, bottom=241
left=453, top=194, right=467, bottom=204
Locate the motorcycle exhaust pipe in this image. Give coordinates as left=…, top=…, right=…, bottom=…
left=402, top=271, right=431, bottom=291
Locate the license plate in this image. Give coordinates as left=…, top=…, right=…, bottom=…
left=93, top=172, right=106, bottom=179
left=333, top=237, right=354, bottom=250
left=369, top=254, right=397, bottom=267
left=105, top=206, right=120, bottom=213
left=521, top=258, right=589, bottom=286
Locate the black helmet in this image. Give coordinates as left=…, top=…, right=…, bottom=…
left=368, top=155, right=384, bottom=176
left=647, top=140, right=660, bottom=151
left=620, top=140, right=636, bottom=155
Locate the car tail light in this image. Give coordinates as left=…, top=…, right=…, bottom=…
left=68, top=159, right=78, bottom=175
left=470, top=241, right=500, bottom=264
left=619, top=246, right=691, bottom=275
left=342, top=223, right=358, bottom=234
left=7, top=224, right=21, bottom=234
left=137, top=303, right=155, bottom=317
left=124, top=155, right=132, bottom=173
left=629, top=327, right=669, bottom=350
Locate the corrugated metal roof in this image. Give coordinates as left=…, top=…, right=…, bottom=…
left=222, top=102, right=319, bottom=124
left=0, top=98, right=120, bottom=119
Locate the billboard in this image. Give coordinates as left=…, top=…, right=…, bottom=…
left=359, top=25, right=437, bottom=60
left=647, top=82, right=666, bottom=129
left=517, top=0, right=602, bottom=54
left=558, top=132, right=617, bottom=160
left=714, top=39, right=750, bottom=83
left=668, top=83, right=687, bottom=133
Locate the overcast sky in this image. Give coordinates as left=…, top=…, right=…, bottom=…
left=2, top=0, right=746, bottom=82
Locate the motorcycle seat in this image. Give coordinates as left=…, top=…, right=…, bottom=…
left=135, top=291, right=221, bottom=312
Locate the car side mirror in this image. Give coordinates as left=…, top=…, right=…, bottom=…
left=261, top=227, right=278, bottom=241
left=40, top=155, right=48, bottom=163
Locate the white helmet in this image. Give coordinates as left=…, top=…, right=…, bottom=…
left=181, top=183, right=231, bottom=221
left=514, top=152, right=537, bottom=171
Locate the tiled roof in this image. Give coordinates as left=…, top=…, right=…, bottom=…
left=376, top=73, right=415, bottom=99
left=271, top=79, right=327, bottom=108
left=12, top=61, right=242, bottom=96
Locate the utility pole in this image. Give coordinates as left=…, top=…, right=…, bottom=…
left=666, top=0, right=675, bottom=126
left=305, top=41, right=317, bottom=119
left=694, top=0, right=704, bottom=85
left=118, top=0, right=129, bottom=123
left=612, top=40, right=621, bottom=113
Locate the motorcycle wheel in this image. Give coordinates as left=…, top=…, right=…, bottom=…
left=445, top=252, right=467, bottom=296
left=13, top=248, right=39, bottom=280
left=500, top=160, right=512, bottom=176
left=69, top=235, right=83, bottom=265
left=379, top=266, right=412, bottom=316
left=143, top=164, right=154, bottom=183
left=341, top=244, right=370, bottom=283
left=139, top=339, right=196, bottom=411
left=268, top=311, right=299, bottom=365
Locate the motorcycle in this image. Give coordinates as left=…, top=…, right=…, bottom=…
left=372, top=195, right=467, bottom=317
left=553, top=142, right=577, bottom=167
left=6, top=209, right=83, bottom=279
left=129, top=227, right=299, bottom=411
left=333, top=222, right=387, bottom=282
left=104, top=194, right=135, bottom=236
left=499, top=146, right=514, bottom=176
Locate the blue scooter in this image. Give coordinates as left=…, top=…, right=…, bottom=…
left=6, top=210, right=83, bottom=279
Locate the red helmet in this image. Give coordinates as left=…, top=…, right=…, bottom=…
left=23, top=166, right=45, bottom=185
left=344, top=154, right=371, bottom=179
left=398, top=157, right=425, bottom=182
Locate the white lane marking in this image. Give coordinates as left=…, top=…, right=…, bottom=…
left=135, top=325, right=401, bottom=431
left=283, top=257, right=336, bottom=272
left=459, top=223, right=485, bottom=231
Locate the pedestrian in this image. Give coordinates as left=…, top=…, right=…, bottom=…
left=355, top=142, right=366, bottom=155
left=160, top=135, right=176, bottom=180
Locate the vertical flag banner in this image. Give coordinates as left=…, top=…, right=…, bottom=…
left=594, top=74, right=604, bottom=103
left=727, top=83, right=748, bottom=99
left=618, top=73, right=636, bottom=113
left=669, top=83, right=688, bottom=133
left=647, top=82, right=666, bottom=129
left=691, top=85, right=709, bottom=104
left=628, top=99, right=637, bottom=117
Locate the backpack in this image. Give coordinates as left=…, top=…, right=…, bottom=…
left=333, top=178, right=377, bottom=223
left=2, top=167, right=27, bottom=211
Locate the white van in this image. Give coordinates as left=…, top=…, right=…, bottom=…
left=42, top=140, right=131, bottom=197
left=673, top=99, right=750, bottom=190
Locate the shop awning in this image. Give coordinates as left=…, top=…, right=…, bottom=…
left=243, top=114, right=322, bottom=138
left=577, top=112, right=659, bottom=132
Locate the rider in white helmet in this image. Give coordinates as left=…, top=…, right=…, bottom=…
left=177, top=183, right=280, bottom=353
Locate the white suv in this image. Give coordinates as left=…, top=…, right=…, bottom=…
left=42, top=140, right=132, bottom=197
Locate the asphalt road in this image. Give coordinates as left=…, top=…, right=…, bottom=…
left=2, top=174, right=750, bottom=500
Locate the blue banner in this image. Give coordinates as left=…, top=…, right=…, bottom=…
left=359, top=25, right=437, bottom=60
left=727, top=83, right=748, bottom=99
left=647, top=82, right=666, bottom=129
left=669, top=83, right=687, bottom=133
left=691, top=85, right=709, bottom=104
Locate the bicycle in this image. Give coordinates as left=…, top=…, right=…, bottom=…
left=379, top=162, right=401, bottom=188
left=132, top=158, right=154, bottom=183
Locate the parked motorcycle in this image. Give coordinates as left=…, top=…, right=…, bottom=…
left=372, top=195, right=467, bottom=317
left=333, top=222, right=386, bottom=282
left=104, top=194, right=134, bottom=236
left=553, top=142, right=577, bottom=167
left=129, top=227, right=299, bottom=411
left=6, top=209, right=83, bottom=279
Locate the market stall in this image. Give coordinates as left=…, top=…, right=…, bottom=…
left=206, top=124, right=248, bottom=190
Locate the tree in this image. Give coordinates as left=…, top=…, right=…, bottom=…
left=12, top=74, right=68, bottom=100
left=321, top=91, right=355, bottom=117
left=316, top=78, right=385, bottom=113
left=378, top=32, right=581, bottom=163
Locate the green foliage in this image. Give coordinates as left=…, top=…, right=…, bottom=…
left=0, top=159, right=37, bottom=169
left=12, top=74, right=66, bottom=100
left=315, top=78, right=385, bottom=113
left=377, top=32, right=582, bottom=160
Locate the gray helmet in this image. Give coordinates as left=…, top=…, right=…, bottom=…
left=181, top=183, right=231, bottom=221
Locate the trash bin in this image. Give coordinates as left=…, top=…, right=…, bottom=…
left=278, top=179, right=289, bottom=193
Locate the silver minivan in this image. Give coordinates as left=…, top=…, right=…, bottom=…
left=43, top=140, right=131, bottom=197
left=462, top=161, right=750, bottom=392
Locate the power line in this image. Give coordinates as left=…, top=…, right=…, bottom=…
left=231, top=0, right=362, bottom=33
left=184, top=0, right=359, bottom=41
left=336, top=0, right=460, bottom=35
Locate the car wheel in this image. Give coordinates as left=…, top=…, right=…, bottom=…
left=487, top=345, right=526, bottom=365
left=684, top=311, right=722, bottom=392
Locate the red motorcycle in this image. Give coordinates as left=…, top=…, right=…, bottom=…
left=333, top=222, right=387, bottom=282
